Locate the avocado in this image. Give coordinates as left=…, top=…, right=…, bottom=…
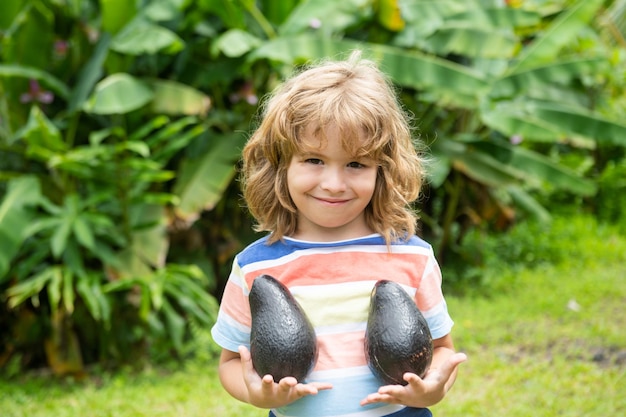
left=364, top=280, right=433, bottom=385
left=249, top=274, right=318, bottom=382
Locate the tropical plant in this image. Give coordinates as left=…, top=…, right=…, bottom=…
left=0, top=0, right=242, bottom=372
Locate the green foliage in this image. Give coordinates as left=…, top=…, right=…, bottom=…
left=595, top=158, right=626, bottom=230
left=442, top=213, right=624, bottom=295
left=0, top=0, right=241, bottom=372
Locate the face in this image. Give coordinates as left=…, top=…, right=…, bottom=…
left=286, top=125, right=378, bottom=242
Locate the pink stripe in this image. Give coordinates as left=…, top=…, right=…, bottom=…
left=244, top=251, right=428, bottom=287
left=221, top=280, right=251, bottom=327
left=314, top=331, right=368, bottom=371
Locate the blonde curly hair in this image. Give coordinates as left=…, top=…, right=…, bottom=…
left=241, top=50, right=426, bottom=245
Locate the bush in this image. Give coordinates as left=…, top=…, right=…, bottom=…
left=441, top=213, right=619, bottom=295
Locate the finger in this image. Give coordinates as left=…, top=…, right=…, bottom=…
left=378, top=383, right=408, bottom=397
left=439, top=352, right=468, bottom=378
left=261, top=374, right=276, bottom=395
left=310, top=382, right=333, bottom=391
left=278, top=376, right=298, bottom=391
left=360, top=392, right=395, bottom=406
left=403, top=372, right=424, bottom=386
left=238, top=345, right=252, bottom=365
left=295, top=383, right=318, bottom=397
left=238, top=346, right=259, bottom=382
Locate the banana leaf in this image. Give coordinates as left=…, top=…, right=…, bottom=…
left=250, top=35, right=488, bottom=106
left=0, top=176, right=42, bottom=281
left=173, top=132, right=248, bottom=219
left=512, top=0, right=605, bottom=72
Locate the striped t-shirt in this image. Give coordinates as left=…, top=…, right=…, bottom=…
left=211, top=233, right=454, bottom=417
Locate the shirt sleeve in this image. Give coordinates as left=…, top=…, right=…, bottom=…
left=415, top=250, right=454, bottom=340
left=210, top=258, right=253, bottom=352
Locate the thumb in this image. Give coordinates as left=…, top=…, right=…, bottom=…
left=238, top=345, right=255, bottom=375
left=441, top=352, right=467, bottom=377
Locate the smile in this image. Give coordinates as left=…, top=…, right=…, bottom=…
left=313, top=196, right=350, bottom=205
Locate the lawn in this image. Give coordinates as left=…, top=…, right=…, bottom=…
left=1, top=216, right=625, bottom=417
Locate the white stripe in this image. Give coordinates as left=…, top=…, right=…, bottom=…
left=227, top=261, right=248, bottom=293
left=217, top=310, right=250, bottom=335
left=290, top=280, right=376, bottom=327
left=421, top=300, right=447, bottom=319
left=289, top=280, right=377, bottom=298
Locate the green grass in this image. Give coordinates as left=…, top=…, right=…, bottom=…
left=0, top=363, right=265, bottom=417
left=1, top=215, right=625, bottom=417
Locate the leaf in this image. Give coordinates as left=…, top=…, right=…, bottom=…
left=397, top=0, right=476, bottom=39
left=507, top=186, right=551, bottom=223
left=0, top=0, right=21, bottom=30
left=471, top=141, right=597, bottom=195
left=47, top=267, right=63, bottom=315
left=149, top=79, right=211, bottom=116
left=261, top=0, right=299, bottom=25
left=84, top=73, right=154, bottom=115
left=149, top=275, right=165, bottom=311
left=448, top=7, right=541, bottom=29
left=151, top=124, right=205, bottom=163
left=73, top=215, right=96, bottom=251
left=100, top=0, right=138, bottom=34
left=7, top=267, right=56, bottom=308
left=249, top=35, right=488, bottom=107
left=528, top=102, right=626, bottom=146
left=76, top=276, right=110, bottom=323
left=68, top=33, right=111, bottom=113
left=491, top=57, right=609, bottom=98
left=212, top=29, right=262, bottom=58
left=173, top=132, right=247, bottom=219
left=0, top=64, right=70, bottom=99
left=278, top=0, right=372, bottom=35
left=144, top=116, right=198, bottom=147
left=161, top=299, right=186, bottom=353
left=17, top=106, right=67, bottom=154
left=0, top=176, right=42, bottom=281
left=425, top=24, right=518, bottom=59
left=480, top=100, right=565, bottom=142
left=111, top=18, right=184, bottom=55
left=128, top=115, right=170, bottom=142
left=129, top=205, right=168, bottom=268
left=512, top=0, right=605, bottom=72
left=431, top=137, right=522, bottom=188
left=62, top=269, right=75, bottom=314
left=51, top=216, right=72, bottom=259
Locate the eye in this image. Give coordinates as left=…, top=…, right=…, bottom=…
left=347, top=161, right=365, bottom=169
left=305, top=158, right=323, bottom=165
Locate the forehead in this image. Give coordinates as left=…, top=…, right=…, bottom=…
left=296, top=123, right=373, bottom=158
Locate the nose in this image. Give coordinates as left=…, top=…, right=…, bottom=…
left=320, top=166, right=346, bottom=193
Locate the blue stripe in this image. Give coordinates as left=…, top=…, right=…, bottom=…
left=274, top=373, right=389, bottom=417
left=237, top=234, right=432, bottom=266
left=210, top=315, right=250, bottom=353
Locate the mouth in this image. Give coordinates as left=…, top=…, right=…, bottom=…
left=314, top=196, right=350, bottom=205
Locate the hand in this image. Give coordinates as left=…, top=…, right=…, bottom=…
left=238, top=346, right=333, bottom=408
left=360, top=352, right=467, bottom=408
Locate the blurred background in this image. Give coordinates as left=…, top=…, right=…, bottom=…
left=1, top=0, right=625, bottom=379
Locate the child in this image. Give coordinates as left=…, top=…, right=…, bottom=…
left=211, top=50, right=467, bottom=417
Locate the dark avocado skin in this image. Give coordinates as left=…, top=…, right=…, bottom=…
left=364, top=280, right=433, bottom=386
left=249, top=274, right=318, bottom=383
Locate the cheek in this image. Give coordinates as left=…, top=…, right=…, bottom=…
left=361, top=170, right=378, bottom=197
